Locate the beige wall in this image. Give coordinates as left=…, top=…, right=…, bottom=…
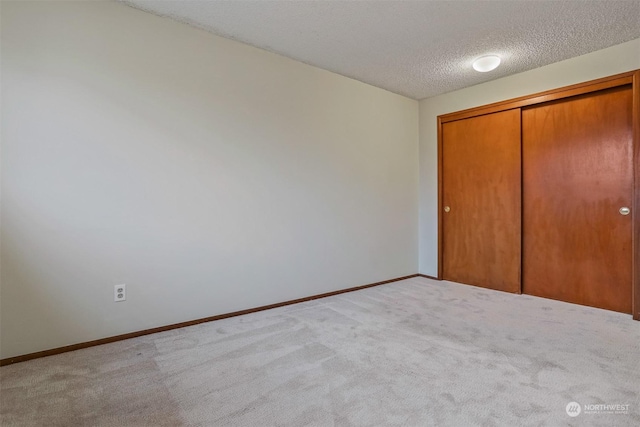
left=419, top=38, right=640, bottom=276
left=0, top=1, right=419, bottom=359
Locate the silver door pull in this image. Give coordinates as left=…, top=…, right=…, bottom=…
left=444, top=206, right=451, bottom=213
left=619, top=207, right=630, bottom=215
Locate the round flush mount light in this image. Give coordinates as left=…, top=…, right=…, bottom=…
left=472, top=55, right=501, bottom=72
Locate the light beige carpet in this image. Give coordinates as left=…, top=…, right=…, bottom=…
left=1, top=277, right=639, bottom=426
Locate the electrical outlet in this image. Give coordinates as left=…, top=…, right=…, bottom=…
left=114, top=284, right=126, bottom=302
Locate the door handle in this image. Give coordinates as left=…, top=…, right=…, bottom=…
left=444, top=206, right=451, bottom=213
left=619, top=207, right=630, bottom=216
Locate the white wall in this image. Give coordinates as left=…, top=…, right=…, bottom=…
left=0, top=1, right=419, bottom=359
left=419, top=38, right=640, bottom=276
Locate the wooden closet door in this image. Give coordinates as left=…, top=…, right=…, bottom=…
left=442, top=109, right=521, bottom=293
left=522, top=86, right=633, bottom=313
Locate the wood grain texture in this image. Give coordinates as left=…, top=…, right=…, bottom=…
left=439, top=72, right=634, bottom=124
left=442, top=109, right=521, bottom=293
left=633, top=71, right=640, bottom=320
left=437, top=117, right=444, bottom=279
left=522, top=86, right=633, bottom=313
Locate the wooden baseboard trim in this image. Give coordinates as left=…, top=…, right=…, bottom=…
left=418, top=274, right=440, bottom=280
left=0, top=274, right=419, bottom=366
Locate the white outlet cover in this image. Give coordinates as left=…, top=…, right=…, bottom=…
left=114, top=284, right=126, bottom=302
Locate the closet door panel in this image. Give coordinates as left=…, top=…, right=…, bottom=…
left=522, top=86, right=633, bottom=313
left=442, top=109, right=521, bottom=293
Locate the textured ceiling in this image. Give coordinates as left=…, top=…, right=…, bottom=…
left=121, top=0, right=640, bottom=100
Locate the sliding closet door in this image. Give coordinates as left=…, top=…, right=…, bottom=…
left=522, top=86, right=633, bottom=313
left=442, top=109, right=521, bottom=293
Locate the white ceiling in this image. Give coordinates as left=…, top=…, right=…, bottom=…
left=121, top=0, right=640, bottom=100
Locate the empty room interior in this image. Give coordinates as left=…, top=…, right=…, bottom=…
left=1, top=0, right=640, bottom=425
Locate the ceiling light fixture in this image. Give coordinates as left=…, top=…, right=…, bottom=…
left=473, top=55, right=501, bottom=72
